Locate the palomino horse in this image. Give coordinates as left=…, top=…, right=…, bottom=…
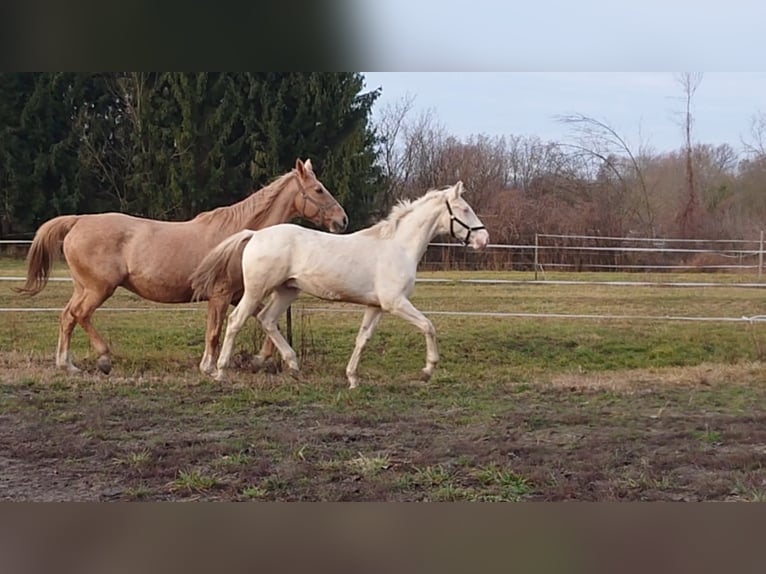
left=190, top=181, right=489, bottom=388
left=18, top=159, right=348, bottom=374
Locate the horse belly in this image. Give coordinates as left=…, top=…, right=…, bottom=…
left=292, top=274, right=378, bottom=306
left=122, top=275, right=195, bottom=303
left=122, top=252, right=198, bottom=303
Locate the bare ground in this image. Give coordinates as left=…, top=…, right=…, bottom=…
left=1, top=357, right=765, bottom=502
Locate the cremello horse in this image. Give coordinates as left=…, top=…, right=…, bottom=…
left=18, top=159, right=347, bottom=374
left=190, top=181, right=489, bottom=388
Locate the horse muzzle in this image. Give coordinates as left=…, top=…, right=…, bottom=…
left=330, top=214, right=348, bottom=233
left=470, top=229, right=490, bottom=250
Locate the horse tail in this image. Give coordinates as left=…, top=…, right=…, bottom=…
left=16, top=215, right=80, bottom=296
left=190, top=230, right=256, bottom=302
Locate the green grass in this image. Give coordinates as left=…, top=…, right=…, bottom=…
left=114, top=450, right=153, bottom=469
left=3, top=263, right=766, bottom=384
left=346, top=453, right=392, bottom=477
left=240, top=484, right=269, bottom=500
left=170, top=469, right=220, bottom=493
left=2, top=261, right=766, bottom=500
left=3, top=258, right=766, bottom=376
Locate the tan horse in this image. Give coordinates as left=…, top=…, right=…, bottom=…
left=18, top=158, right=347, bottom=375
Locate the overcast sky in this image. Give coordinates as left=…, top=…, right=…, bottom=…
left=355, top=0, right=764, bottom=153
left=362, top=72, right=766, bottom=153
left=355, top=0, right=763, bottom=70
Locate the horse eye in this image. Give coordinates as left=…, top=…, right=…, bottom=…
left=314, top=187, right=324, bottom=194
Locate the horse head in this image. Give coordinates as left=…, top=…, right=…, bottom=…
left=445, top=181, right=489, bottom=249
left=292, top=158, right=348, bottom=233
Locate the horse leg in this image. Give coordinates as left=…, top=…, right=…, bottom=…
left=345, top=306, right=383, bottom=389
left=248, top=297, right=277, bottom=371
left=200, top=295, right=229, bottom=376
left=388, top=298, right=439, bottom=382
left=257, top=286, right=301, bottom=376
left=56, top=285, right=84, bottom=373
left=215, top=288, right=267, bottom=382
left=69, top=286, right=115, bottom=374
left=253, top=334, right=277, bottom=372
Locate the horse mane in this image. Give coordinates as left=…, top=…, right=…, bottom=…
left=192, top=171, right=296, bottom=229
left=364, top=186, right=451, bottom=239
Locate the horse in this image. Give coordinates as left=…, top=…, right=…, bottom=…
left=17, top=158, right=348, bottom=375
left=190, top=181, right=489, bottom=388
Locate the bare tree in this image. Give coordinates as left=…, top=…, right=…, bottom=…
left=76, top=72, right=151, bottom=213
left=399, top=108, right=449, bottom=195
left=743, top=111, right=766, bottom=157
left=375, top=93, right=416, bottom=211
left=558, top=113, right=656, bottom=236
left=675, top=72, right=704, bottom=236
left=506, top=135, right=572, bottom=192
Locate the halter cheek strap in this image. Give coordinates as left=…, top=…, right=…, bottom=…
left=446, top=200, right=486, bottom=246
left=296, top=175, right=339, bottom=220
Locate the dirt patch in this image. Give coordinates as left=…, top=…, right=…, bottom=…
left=1, top=361, right=765, bottom=501
left=547, top=361, right=766, bottom=391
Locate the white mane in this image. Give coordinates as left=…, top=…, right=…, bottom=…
left=365, top=186, right=453, bottom=239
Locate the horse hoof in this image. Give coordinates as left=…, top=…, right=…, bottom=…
left=288, top=368, right=302, bottom=381
left=61, top=364, right=82, bottom=374
left=214, top=371, right=228, bottom=383
left=199, top=361, right=216, bottom=376
left=420, top=369, right=432, bottom=382
left=264, top=361, right=281, bottom=375
left=251, top=357, right=277, bottom=374
left=97, top=356, right=112, bottom=375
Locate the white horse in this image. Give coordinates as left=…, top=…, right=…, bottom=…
left=190, top=181, right=489, bottom=388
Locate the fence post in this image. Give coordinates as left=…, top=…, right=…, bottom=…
left=759, top=231, right=764, bottom=280
left=534, top=233, right=539, bottom=281
left=286, top=305, right=293, bottom=346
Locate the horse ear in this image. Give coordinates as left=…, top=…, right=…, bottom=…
left=295, top=158, right=306, bottom=178
left=454, top=181, right=465, bottom=197
left=304, top=159, right=314, bottom=172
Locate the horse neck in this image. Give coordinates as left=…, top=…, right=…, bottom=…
left=230, top=173, right=300, bottom=231
left=391, top=198, right=446, bottom=261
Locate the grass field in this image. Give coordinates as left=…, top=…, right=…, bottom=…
left=2, top=259, right=766, bottom=501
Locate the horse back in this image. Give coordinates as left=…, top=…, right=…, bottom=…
left=61, top=213, right=218, bottom=302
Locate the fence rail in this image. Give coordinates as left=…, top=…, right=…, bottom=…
left=3, top=237, right=766, bottom=328
left=3, top=232, right=766, bottom=277
left=423, top=231, right=766, bottom=277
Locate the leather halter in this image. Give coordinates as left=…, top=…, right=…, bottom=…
left=296, top=175, right=340, bottom=222
left=446, top=200, right=485, bottom=246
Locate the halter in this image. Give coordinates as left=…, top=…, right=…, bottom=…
left=446, top=200, right=485, bottom=246
left=296, top=175, right=340, bottom=222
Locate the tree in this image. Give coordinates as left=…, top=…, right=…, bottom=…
left=0, top=73, right=37, bottom=235
left=374, top=93, right=416, bottom=214
left=0, top=73, right=384, bottom=235
left=76, top=72, right=161, bottom=215
left=238, top=73, right=382, bottom=227
left=558, top=113, right=656, bottom=237
left=0, top=73, right=84, bottom=234
left=675, top=72, right=704, bottom=237
left=743, top=111, right=766, bottom=157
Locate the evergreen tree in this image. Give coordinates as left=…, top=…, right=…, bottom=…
left=0, top=73, right=82, bottom=234
left=239, top=72, right=383, bottom=228
left=0, top=72, right=384, bottom=235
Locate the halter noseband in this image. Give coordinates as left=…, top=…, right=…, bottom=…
left=296, top=175, right=339, bottom=221
left=446, top=200, right=485, bottom=246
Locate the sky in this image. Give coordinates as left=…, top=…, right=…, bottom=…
left=354, top=0, right=764, bottom=71
left=361, top=72, right=766, bottom=153
left=353, top=0, right=765, bottom=153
